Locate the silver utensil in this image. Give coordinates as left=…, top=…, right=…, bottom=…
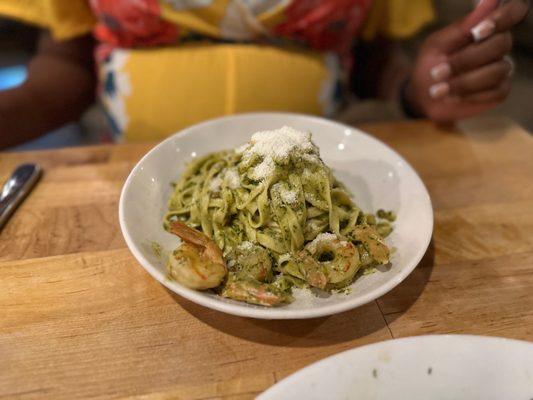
left=0, top=164, right=42, bottom=231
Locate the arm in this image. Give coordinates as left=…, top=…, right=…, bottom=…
left=0, top=32, right=96, bottom=149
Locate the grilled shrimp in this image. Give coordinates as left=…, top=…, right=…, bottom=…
left=167, top=221, right=227, bottom=290
left=286, top=234, right=360, bottom=290
left=226, top=242, right=273, bottom=282
left=348, top=225, right=390, bottom=264
left=221, top=273, right=292, bottom=306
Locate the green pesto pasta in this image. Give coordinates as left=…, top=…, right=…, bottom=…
left=164, top=127, right=393, bottom=306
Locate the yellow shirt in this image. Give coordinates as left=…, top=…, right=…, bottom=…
left=0, top=0, right=434, bottom=142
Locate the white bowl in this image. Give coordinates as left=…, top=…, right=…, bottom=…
left=258, top=335, right=533, bottom=399
left=119, top=113, right=433, bottom=319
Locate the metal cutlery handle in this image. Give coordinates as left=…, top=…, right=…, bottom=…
left=0, top=164, right=42, bottom=231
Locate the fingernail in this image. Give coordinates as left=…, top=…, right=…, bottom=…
left=429, top=82, right=449, bottom=99
left=504, top=55, right=515, bottom=77
left=471, top=19, right=496, bottom=42
left=430, top=63, right=452, bottom=81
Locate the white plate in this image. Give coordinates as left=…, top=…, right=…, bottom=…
left=119, top=113, right=433, bottom=319
left=258, top=335, right=533, bottom=399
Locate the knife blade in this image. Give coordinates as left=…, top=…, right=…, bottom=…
left=0, top=164, right=42, bottom=231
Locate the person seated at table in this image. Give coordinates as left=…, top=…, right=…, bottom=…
left=0, top=0, right=528, bottom=149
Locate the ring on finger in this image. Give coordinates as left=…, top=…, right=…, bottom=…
left=504, top=55, right=515, bottom=77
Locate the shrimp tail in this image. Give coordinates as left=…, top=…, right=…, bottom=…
left=170, top=221, right=210, bottom=247
left=170, top=220, right=226, bottom=269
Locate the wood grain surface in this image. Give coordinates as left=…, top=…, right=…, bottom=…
left=1, top=116, right=532, bottom=399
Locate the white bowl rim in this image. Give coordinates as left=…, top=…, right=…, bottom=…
left=257, top=334, right=533, bottom=398
left=119, top=112, right=434, bottom=319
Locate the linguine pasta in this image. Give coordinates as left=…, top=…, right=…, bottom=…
left=164, top=127, right=393, bottom=306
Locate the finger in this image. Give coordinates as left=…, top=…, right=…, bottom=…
left=471, top=0, right=530, bottom=41
left=448, top=32, right=512, bottom=73
left=448, top=60, right=512, bottom=96
left=429, top=0, right=499, bottom=53
left=466, top=0, right=502, bottom=27
left=492, top=0, right=530, bottom=32
left=461, top=80, right=511, bottom=103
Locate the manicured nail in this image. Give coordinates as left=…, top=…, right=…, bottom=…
left=429, top=82, right=449, bottom=99
left=504, top=55, right=515, bottom=77
left=471, top=19, right=496, bottom=42
left=430, top=63, right=451, bottom=81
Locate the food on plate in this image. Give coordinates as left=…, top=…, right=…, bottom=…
left=164, top=126, right=393, bottom=306
left=167, top=221, right=227, bottom=290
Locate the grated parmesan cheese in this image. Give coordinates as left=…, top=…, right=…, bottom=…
left=249, top=126, right=314, bottom=161
left=250, top=157, right=275, bottom=180
left=210, top=169, right=240, bottom=192
left=271, top=182, right=297, bottom=205
left=209, top=176, right=222, bottom=192
left=238, top=241, right=254, bottom=250
left=280, top=189, right=297, bottom=204
left=243, top=126, right=316, bottom=180
left=307, top=232, right=339, bottom=254
left=225, top=168, right=240, bottom=189
left=314, top=232, right=338, bottom=242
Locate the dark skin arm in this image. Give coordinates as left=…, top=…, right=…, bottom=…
left=0, top=32, right=95, bottom=149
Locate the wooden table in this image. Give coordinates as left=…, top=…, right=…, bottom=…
left=1, top=116, right=532, bottom=399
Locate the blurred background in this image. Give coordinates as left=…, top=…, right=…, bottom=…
left=0, top=0, right=531, bottom=151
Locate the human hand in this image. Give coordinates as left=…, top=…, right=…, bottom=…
left=405, top=0, right=530, bottom=123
